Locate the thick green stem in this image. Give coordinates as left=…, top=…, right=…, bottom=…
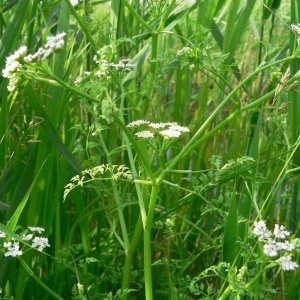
left=145, top=185, right=159, bottom=231
left=115, top=77, right=155, bottom=298
left=144, top=229, right=153, bottom=300
left=144, top=185, right=159, bottom=300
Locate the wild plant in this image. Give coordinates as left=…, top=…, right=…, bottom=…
left=0, top=1, right=299, bottom=299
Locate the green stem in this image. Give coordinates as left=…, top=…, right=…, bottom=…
left=218, top=263, right=277, bottom=300
left=157, top=0, right=176, bottom=32
left=144, top=185, right=159, bottom=300
left=47, top=73, right=101, bottom=104
left=145, top=185, right=159, bottom=231
left=121, top=216, right=143, bottom=298
left=150, top=33, right=158, bottom=75
left=144, top=229, right=153, bottom=300
left=114, top=75, right=155, bottom=298
left=98, top=133, right=129, bottom=250
left=64, top=0, right=98, bottom=50
left=123, top=0, right=153, bottom=32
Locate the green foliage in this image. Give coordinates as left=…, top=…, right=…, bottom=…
left=1, top=0, right=300, bottom=299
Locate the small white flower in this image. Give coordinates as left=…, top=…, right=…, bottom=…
left=28, top=226, right=45, bottom=234
left=2, top=45, right=29, bottom=92
left=134, top=130, right=155, bottom=139
left=74, top=76, right=83, bottom=84
left=21, top=234, right=33, bottom=241
left=276, top=240, right=295, bottom=252
left=31, top=237, right=50, bottom=252
left=108, top=58, right=135, bottom=72
left=7, top=73, right=21, bottom=92
left=159, top=129, right=182, bottom=139
left=148, top=122, right=168, bottom=129
left=44, top=32, right=66, bottom=51
left=71, top=0, right=79, bottom=6
left=277, top=256, right=299, bottom=271
left=127, top=120, right=150, bottom=128
left=189, top=64, right=195, bottom=70
left=24, top=32, right=66, bottom=63
left=273, top=224, right=290, bottom=239
left=291, top=24, right=300, bottom=35
left=77, top=282, right=84, bottom=295
left=2, top=59, right=22, bottom=79
left=4, top=241, right=23, bottom=257
left=4, top=46, right=27, bottom=66
left=168, top=124, right=190, bottom=133
left=0, top=231, right=6, bottom=238
left=177, top=47, right=192, bottom=56
left=253, top=220, right=272, bottom=240
left=263, top=239, right=278, bottom=257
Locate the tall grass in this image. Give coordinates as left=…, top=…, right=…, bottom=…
left=0, top=0, right=299, bottom=299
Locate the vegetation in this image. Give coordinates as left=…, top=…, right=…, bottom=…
left=0, top=0, right=299, bottom=299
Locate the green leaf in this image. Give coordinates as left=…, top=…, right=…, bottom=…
left=25, top=84, right=81, bottom=174
left=6, top=157, right=47, bottom=232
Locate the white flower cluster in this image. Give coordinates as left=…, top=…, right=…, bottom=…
left=253, top=221, right=299, bottom=271
left=24, top=32, right=66, bottom=62
left=93, top=57, right=135, bottom=79
left=109, top=58, right=135, bottom=72
left=291, top=24, right=300, bottom=35
left=64, top=164, right=133, bottom=201
left=127, top=120, right=190, bottom=140
left=291, top=24, right=300, bottom=45
left=2, top=46, right=27, bottom=92
left=2, top=32, right=66, bottom=92
left=0, top=226, right=50, bottom=257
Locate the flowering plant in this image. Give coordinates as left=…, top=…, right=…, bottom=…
left=0, top=226, right=50, bottom=257
left=253, top=221, right=299, bottom=271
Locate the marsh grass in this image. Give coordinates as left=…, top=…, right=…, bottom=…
left=0, top=0, right=299, bottom=299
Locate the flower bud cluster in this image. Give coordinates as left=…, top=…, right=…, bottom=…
left=2, top=32, right=66, bottom=92
left=24, top=32, right=66, bottom=63
left=253, top=220, right=299, bottom=271
left=2, top=46, right=27, bottom=92
left=127, top=120, right=190, bottom=140
left=0, top=226, right=50, bottom=257
left=109, top=58, right=135, bottom=72
left=93, top=57, right=135, bottom=79
left=177, top=47, right=193, bottom=57
left=291, top=24, right=300, bottom=35
left=291, top=24, right=300, bottom=45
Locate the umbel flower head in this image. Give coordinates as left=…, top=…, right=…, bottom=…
left=2, top=46, right=27, bottom=92
left=0, top=226, right=50, bottom=257
left=2, top=32, right=66, bottom=92
left=291, top=23, right=300, bottom=35
left=24, top=32, right=66, bottom=62
left=127, top=121, right=190, bottom=140
left=291, top=24, right=300, bottom=45
left=93, top=54, right=135, bottom=79
left=253, top=220, right=299, bottom=271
